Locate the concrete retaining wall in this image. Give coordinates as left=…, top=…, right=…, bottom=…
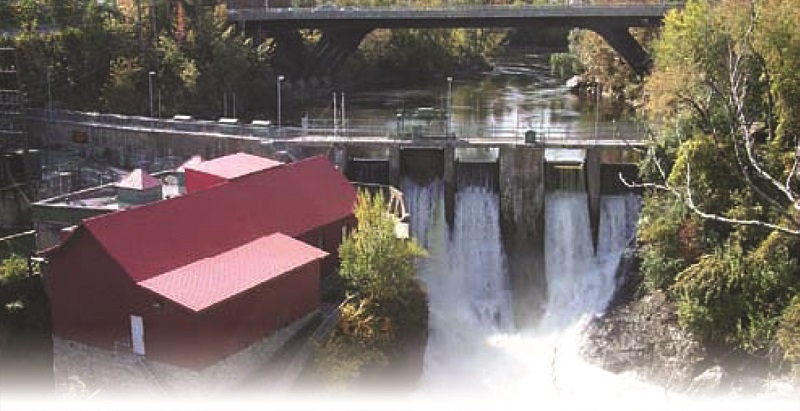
left=53, top=310, right=318, bottom=399
left=28, top=119, right=267, bottom=170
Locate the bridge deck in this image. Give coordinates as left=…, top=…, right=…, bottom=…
left=228, top=4, right=678, bottom=28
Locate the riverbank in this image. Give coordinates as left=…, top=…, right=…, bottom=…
left=581, top=260, right=800, bottom=399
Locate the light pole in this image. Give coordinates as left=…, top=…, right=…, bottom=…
left=277, top=75, right=285, bottom=129
left=148, top=71, right=155, bottom=118
left=396, top=112, right=402, bottom=139
left=446, top=76, right=453, bottom=138
left=593, top=80, right=600, bottom=144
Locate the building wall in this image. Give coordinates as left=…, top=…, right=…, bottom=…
left=53, top=309, right=319, bottom=398
left=298, top=216, right=355, bottom=277
left=143, top=261, right=322, bottom=370
left=46, top=229, right=151, bottom=351
left=47, top=228, right=324, bottom=370
left=183, top=169, right=227, bottom=194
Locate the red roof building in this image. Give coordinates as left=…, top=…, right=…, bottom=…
left=43, top=154, right=356, bottom=370
left=182, top=152, right=282, bottom=193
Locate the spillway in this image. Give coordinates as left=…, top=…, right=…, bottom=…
left=404, top=175, right=671, bottom=405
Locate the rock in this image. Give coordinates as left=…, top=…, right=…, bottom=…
left=689, top=365, right=727, bottom=395
left=565, top=75, right=585, bottom=93
left=581, top=289, right=707, bottom=392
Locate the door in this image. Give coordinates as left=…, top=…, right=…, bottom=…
left=130, top=315, right=146, bottom=355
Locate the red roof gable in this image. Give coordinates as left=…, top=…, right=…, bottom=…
left=138, top=233, right=327, bottom=312
left=77, top=156, right=355, bottom=282
left=184, top=152, right=282, bottom=180
left=177, top=155, right=203, bottom=172
left=116, top=169, right=162, bottom=190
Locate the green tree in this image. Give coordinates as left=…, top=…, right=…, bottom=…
left=339, top=190, right=426, bottom=304
left=635, top=0, right=800, bottom=362
left=314, top=190, right=428, bottom=390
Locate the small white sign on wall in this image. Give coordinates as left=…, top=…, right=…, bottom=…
left=130, top=315, right=146, bottom=355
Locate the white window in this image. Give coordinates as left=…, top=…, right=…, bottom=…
left=130, top=315, right=146, bottom=355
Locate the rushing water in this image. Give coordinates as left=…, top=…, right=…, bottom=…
left=400, top=172, right=676, bottom=407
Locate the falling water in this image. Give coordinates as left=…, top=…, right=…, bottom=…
left=401, top=177, right=513, bottom=395
left=404, top=174, right=677, bottom=406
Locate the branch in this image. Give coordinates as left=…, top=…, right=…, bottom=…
left=727, top=11, right=800, bottom=211
left=619, top=159, right=800, bottom=237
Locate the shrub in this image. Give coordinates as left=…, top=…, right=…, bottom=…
left=0, top=254, right=27, bottom=286
left=314, top=190, right=428, bottom=390
left=672, top=233, right=800, bottom=354
left=777, top=296, right=800, bottom=363
left=638, top=194, right=691, bottom=290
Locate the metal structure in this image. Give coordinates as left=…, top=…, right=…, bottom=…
left=1, top=47, right=39, bottom=228
left=31, top=108, right=648, bottom=148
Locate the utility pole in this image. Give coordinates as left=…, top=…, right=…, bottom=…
left=148, top=71, right=155, bottom=118
left=341, top=92, right=345, bottom=136
left=446, top=76, right=453, bottom=138
left=276, top=75, right=285, bottom=130
left=332, top=92, right=337, bottom=137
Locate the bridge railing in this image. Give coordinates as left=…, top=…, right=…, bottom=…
left=226, top=1, right=685, bottom=12
left=29, top=108, right=647, bottom=145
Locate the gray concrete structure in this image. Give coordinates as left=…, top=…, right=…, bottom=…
left=28, top=110, right=640, bottom=250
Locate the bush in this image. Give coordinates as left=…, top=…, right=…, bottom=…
left=672, top=233, right=800, bottom=354
left=0, top=255, right=27, bottom=286
left=638, top=194, right=691, bottom=290
left=314, top=190, right=428, bottom=390
left=777, top=296, right=800, bottom=363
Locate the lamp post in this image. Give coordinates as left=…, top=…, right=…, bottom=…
left=396, top=112, right=402, bottom=139
left=148, top=71, right=155, bottom=118
left=277, top=75, right=285, bottom=129
left=593, top=80, right=600, bottom=144
left=446, top=76, right=453, bottom=138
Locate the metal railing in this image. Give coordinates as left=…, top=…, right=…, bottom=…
left=29, top=108, right=647, bottom=146
left=226, top=1, right=685, bottom=12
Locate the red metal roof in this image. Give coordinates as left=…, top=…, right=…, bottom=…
left=177, top=155, right=203, bottom=172
left=78, top=155, right=355, bottom=282
left=138, top=233, right=327, bottom=312
left=116, top=169, right=162, bottom=190
left=184, top=152, right=282, bottom=180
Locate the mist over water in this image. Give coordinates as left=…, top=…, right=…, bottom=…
left=402, top=175, right=669, bottom=404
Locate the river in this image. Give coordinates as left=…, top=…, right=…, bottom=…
left=293, top=49, right=640, bottom=143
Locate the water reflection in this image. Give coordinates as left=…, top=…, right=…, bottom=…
left=297, top=50, right=639, bottom=142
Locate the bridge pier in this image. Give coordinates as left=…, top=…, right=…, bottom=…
left=590, top=27, right=652, bottom=76
left=389, top=145, right=401, bottom=187
left=271, top=30, right=313, bottom=76
left=307, top=29, right=371, bottom=79
left=499, top=145, right=546, bottom=329
left=443, top=146, right=455, bottom=230
left=585, top=147, right=602, bottom=253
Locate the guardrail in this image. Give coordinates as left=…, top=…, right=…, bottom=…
left=29, top=108, right=647, bottom=145
left=226, top=1, right=685, bottom=12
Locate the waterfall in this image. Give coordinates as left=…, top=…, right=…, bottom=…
left=405, top=173, right=669, bottom=404
left=402, top=177, right=513, bottom=394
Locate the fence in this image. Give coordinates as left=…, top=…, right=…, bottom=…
left=29, top=108, right=647, bottom=146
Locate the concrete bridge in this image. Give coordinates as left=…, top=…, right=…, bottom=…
left=226, top=3, right=682, bottom=77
